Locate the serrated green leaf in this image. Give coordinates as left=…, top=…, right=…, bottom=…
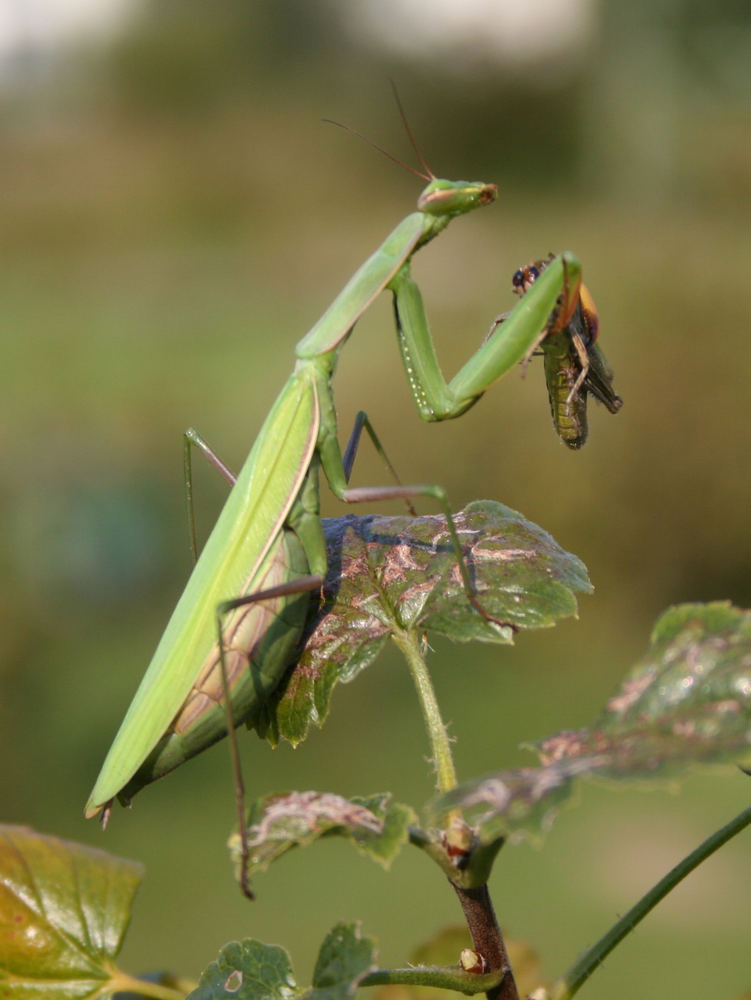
left=259, top=501, right=591, bottom=747
left=431, top=759, right=592, bottom=846
left=310, top=924, right=376, bottom=1000
left=228, top=792, right=415, bottom=879
left=188, top=925, right=376, bottom=1000
left=187, top=940, right=297, bottom=1000
left=538, top=601, right=751, bottom=777
left=0, top=825, right=143, bottom=1000
left=433, top=602, right=751, bottom=845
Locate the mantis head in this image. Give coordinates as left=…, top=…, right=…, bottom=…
left=417, top=177, right=499, bottom=217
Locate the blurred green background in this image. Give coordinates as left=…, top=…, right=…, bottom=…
left=2, top=0, right=750, bottom=995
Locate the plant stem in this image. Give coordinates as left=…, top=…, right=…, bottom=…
left=391, top=628, right=457, bottom=794
left=551, top=801, right=751, bottom=1000
left=361, top=965, right=503, bottom=993
left=391, top=630, right=517, bottom=1000
left=107, top=971, right=193, bottom=1000
left=452, top=883, right=520, bottom=1000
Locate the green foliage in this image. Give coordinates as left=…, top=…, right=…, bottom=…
left=227, top=792, right=415, bottom=878
left=434, top=601, right=751, bottom=845
left=187, top=925, right=377, bottom=1000
left=259, top=501, right=591, bottom=747
left=0, top=826, right=144, bottom=1000
left=538, top=601, right=751, bottom=777
left=2, top=539, right=750, bottom=999
left=188, top=939, right=298, bottom=1000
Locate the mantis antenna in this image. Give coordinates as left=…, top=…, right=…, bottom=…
left=322, top=82, right=435, bottom=182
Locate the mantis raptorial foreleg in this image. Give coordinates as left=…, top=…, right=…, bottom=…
left=388, top=255, right=580, bottom=420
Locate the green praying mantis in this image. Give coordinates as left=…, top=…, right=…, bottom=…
left=85, top=113, right=586, bottom=871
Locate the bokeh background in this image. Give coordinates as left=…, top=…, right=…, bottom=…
left=2, top=0, right=750, bottom=995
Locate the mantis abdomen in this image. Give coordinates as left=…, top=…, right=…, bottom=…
left=116, top=530, right=312, bottom=803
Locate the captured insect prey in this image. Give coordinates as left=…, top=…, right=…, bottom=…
left=512, top=256, right=622, bottom=449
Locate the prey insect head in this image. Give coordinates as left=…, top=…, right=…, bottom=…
left=512, top=253, right=559, bottom=297
left=512, top=262, right=543, bottom=296
left=511, top=254, right=583, bottom=336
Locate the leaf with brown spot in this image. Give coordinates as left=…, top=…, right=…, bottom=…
left=537, top=601, right=751, bottom=777
left=433, top=603, right=751, bottom=843
left=257, top=501, right=591, bottom=746
left=227, top=791, right=415, bottom=878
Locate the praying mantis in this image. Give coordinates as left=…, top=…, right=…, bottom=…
left=85, top=112, right=584, bottom=854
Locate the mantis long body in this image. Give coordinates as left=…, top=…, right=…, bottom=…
left=85, top=169, right=581, bottom=827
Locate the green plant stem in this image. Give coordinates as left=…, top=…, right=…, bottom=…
left=361, top=965, right=503, bottom=994
left=108, top=971, right=193, bottom=1000
left=391, top=628, right=457, bottom=794
left=392, top=629, right=516, bottom=1000
left=551, top=801, right=751, bottom=1000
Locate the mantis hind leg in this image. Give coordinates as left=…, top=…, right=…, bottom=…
left=183, top=427, right=238, bottom=563
left=213, top=477, right=326, bottom=900
left=342, top=411, right=417, bottom=514
left=215, top=563, right=322, bottom=900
